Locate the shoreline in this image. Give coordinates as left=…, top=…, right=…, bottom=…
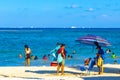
left=0, top=64, right=120, bottom=80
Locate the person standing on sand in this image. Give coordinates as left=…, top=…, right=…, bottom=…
left=97, top=54, right=103, bottom=74
left=96, top=46, right=104, bottom=74
left=56, top=44, right=66, bottom=75
left=24, top=45, right=31, bottom=66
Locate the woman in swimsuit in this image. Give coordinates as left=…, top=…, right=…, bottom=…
left=24, top=45, right=31, bottom=66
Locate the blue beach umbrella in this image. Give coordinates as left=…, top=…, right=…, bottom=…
left=76, top=34, right=111, bottom=47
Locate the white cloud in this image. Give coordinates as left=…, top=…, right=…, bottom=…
left=65, top=4, right=80, bottom=9
left=88, top=8, right=94, bottom=11
left=101, top=14, right=108, bottom=17
left=71, top=4, right=79, bottom=8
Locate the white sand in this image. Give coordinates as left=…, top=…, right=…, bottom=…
left=0, top=64, right=120, bottom=80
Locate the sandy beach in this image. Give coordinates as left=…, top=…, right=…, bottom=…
left=0, top=64, right=119, bottom=80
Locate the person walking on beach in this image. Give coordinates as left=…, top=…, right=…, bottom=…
left=56, top=44, right=66, bottom=75
left=24, top=45, right=31, bottom=66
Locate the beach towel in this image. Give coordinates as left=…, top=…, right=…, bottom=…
left=57, top=54, right=63, bottom=63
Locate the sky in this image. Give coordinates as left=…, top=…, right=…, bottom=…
left=0, top=0, right=120, bottom=28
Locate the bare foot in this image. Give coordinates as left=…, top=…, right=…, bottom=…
left=98, top=72, right=100, bottom=75
left=61, top=74, right=65, bottom=76
left=56, top=73, right=59, bottom=76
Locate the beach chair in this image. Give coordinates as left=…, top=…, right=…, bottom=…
left=80, top=58, right=95, bottom=75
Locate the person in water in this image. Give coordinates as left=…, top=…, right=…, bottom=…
left=24, top=45, right=31, bottom=66
left=111, top=53, right=117, bottom=64
left=43, top=54, right=47, bottom=61
left=112, top=52, right=116, bottom=59
left=106, top=48, right=111, bottom=54
left=34, top=56, right=38, bottom=60
left=114, top=60, right=117, bottom=64
left=19, top=53, right=22, bottom=58
left=72, top=50, right=76, bottom=54
left=31, top=55, right=38, bottom=60
left=68, top=55, right=72, bottom=59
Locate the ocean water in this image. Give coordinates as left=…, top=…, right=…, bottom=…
left=0, top=28, right=120, bottom=66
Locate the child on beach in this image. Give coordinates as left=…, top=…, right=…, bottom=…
left=24, top=45, right=32, bottom=66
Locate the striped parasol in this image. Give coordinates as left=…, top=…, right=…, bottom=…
left=76, top=34, right=111, bottom=46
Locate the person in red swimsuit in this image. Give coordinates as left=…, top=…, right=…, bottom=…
left=43, top=54, right=47, bottom=61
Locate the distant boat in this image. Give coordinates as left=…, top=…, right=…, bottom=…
left=71, top=26, right=77, bottom=28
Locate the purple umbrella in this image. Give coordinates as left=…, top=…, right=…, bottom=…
left=76, top=34, right=111, bottom=46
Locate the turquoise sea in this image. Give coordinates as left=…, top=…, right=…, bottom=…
left=0, top=28, right=120, bottom=66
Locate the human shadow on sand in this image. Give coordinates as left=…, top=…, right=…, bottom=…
left=0, top=74, right=43, bottom=80
left=69, top=66, right=120, bottom=74
left=25, top=70, right=81, bottom=75
left=0, top=74, right=9, bottom=77
left=81, top=76, right=120, bottom=80
left=18, top=77, right=43, bottom=80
